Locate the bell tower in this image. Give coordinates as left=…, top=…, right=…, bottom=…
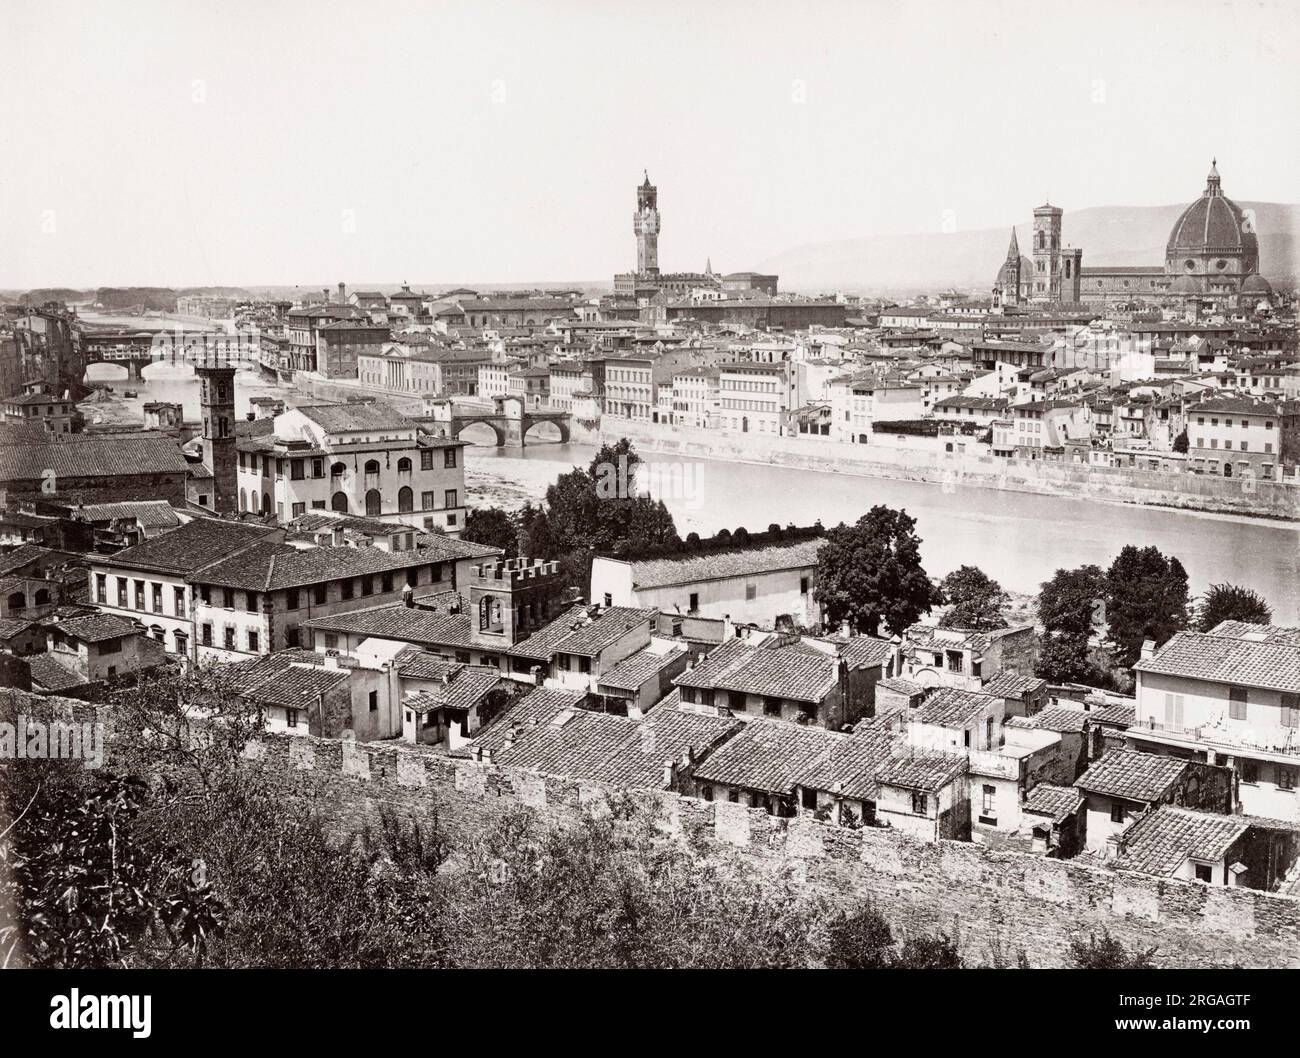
left=1031, top=202, right=1063, bottom=301
left=194, top=360, right=237, bottom=512
left=634, top=171, right=660, bottom=275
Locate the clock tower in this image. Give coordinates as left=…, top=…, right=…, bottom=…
left=634, top=171, right=660, bottom=275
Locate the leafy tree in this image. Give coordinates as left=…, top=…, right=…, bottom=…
left=1035, top=631, right=1099, bottom=684
left=824, top=906, right=894, bottom=968
left=814, top=506, right=939, bottom=636
left=938, top=565, right=1009, bottom=631
left=1037, top=565, right=1108, bottom=639
left=1106, top=546, right=1190, bottom=669
left=1197, top=583, right=1272, bottom=632
left=462, top=506, right=518, bottom=558
left=1069, top=929, right=1157, bottom=969
left=1, top=766, right=224, bottom=968
left=1172, top=428, right=1189, bottom=454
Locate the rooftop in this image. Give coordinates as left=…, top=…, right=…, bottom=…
left=1134, top=629, right=1300, bottom=694
left=614, top=537, right=825, bottom=591
left=96, top=519, right=278, bottom=576
left=1113, top=806, right=1247, bottom=877
left=1074, top=749, right=1191, bottom=803
left=1021, top=783, right=1085, bottom=824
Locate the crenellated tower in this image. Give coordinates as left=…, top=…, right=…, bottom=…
left=634, top=171, right=660, bottom=275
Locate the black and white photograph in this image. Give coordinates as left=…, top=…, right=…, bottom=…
left=1, top=0, right=1297, bottom=1035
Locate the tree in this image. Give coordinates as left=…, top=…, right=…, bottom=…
left=814, top=506, right=939, bottom=636
left=1069, top=929, right=1156, bottom=969
left=462, top=507, right=518, bottom=558
left=1197, top=583, right=1272, bottom=632
left=895, top=932, right=964, bottom=969
left=1035, top=631, right=1098, bottom=684
left=824, top=906, right=894, bottom=968
left=1037, top=565, right=1107, bottom=639
left=938, top=566, right=1009, bottom=631
left=1172, top=428, right=1189, bottom=454
left=1106, top=546, right=1190, bottom=669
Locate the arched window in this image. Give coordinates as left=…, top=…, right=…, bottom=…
left=240, top=488, right=247, bottom=512
left=262, top=492, right=270, bottom=514
left=331, top=491, right=348, bottom=512
left=330, top=462, right=346, bottom=478
left=397, top=457, right=412, bottom=474
left=365, top=489, right=382, bottom=516
left=398, top=486, right=413, bottom=513
left=364, top=459, right=381, bottom=476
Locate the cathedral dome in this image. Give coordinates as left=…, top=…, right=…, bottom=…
left=1169, top=274, right=1200, bottom=295
left=1166, top=160, right=1258, bottom=260
left=996, top=255, right=1032, bottom=285
left=1240, top=274, right=1274, bottom=296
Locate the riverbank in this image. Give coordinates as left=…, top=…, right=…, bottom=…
left=598, top=418, right=1300, bottom=523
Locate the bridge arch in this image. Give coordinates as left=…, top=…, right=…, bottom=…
left=523, top=418, right=569, bottom=445
left=454, top=419, right=507, bottom=447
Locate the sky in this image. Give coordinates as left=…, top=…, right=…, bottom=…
left=2, top=0, right=1297, bottom=289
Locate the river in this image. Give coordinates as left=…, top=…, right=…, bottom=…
left=78, top=367, right=1300, bottom=622
left=465, top=442, right=1300, bottom=623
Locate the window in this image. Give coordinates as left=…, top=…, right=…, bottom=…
left=763, top=697, right=781, bottom=717
left=314, top=584, right=327, bottom=605
left=248, top=630, right=259, bottom=652
left=292, top=502, right=306, bottom=518
left=99, top=636, right=121, bottom=655
left=398, top=486, right=413, bottom=513
left=117, top=578, right=127, bottom=607
left=223, top=627, right=235, bottom=650
left=1279, top=768, right=1297, bottom=791
left=381, top=573, right=393, bottom=593
left=1228, top=686, right=1248, bottom=721
left=745, top=583, right=756, bottom=601
left=421, top=490, right=435, bottom=509
left=982, top=784, right=995, bottom=814
left=444, top=489, right=458, bottom=510
left=201, top=623, right=213, bottom=646
left=286, top=589, right=299, bottom=610
left=341, top=580, right=354, bottom=600
left=578, top=656, right=591, bottom=674
left=911, top=790, right=928, bottom=815
left=397, top=457, right=412, bottom=474
left=95, top=574, right=106, bottom=604
left=286, top=627, right=300, bottom=648
left=444, top=448, right=458, bottom=468
left=312, top=457, right=324, bottom=478
left=701, top=785, right=714, bottom=802
left=689, top=592, right=699, bottom=612
left=222, top=588, right=235, bottom=609
left=800, top=787, right=817, bottom=810
left=291, top=459, right=304, bottom=480
left=800, top=576, right=809, bottom=595
left=134, top=580, right=145, bottom=609
left=1242, top=759, right=1259, bottom=784
left=421, top=449, right=435, bottom=471
left=1110, top=803, right=1126, bottom=824
left=368, top=690, right=379, bottom=712
left=361, top=576, right=373, bottom=596
left=286, top=708, right=299, bottom=729
left=246, top=592, right=259, bottom=613
left=1282, top=694, right=1300, bottom=729
left=1194, top=864, right=1212, bottom=883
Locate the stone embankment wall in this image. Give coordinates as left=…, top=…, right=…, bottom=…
left=601, top=419, right=1300, bottom=520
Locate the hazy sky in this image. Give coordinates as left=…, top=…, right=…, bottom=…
left=3, top=0, right=1297, bottom=288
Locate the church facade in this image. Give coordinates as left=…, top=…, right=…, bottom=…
left=994, top=162, right=1274, bottom=314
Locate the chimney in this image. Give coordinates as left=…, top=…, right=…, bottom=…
left=402, top=584, right=414, bottom=608
left=338, top=281, right=346, bottom=304
left=839, top=619, right=851, bottom=638
left=663, top=758, right=678, bottom=788
left=1139, top=639, right=1156, bottom=661
left=722, top=613, right=733, bottom=640
left=890, top=634, right=903, bottom=678
left=503, top=725, right=519, bottom=750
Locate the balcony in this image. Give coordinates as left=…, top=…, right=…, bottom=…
left=1133, top=716, right=1300, bottom=760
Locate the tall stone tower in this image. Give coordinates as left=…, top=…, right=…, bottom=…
left=195, top=361, right=237, bottom=512
left=1031, top=202, right=1063, bottom=301
left=634, top=171, right=660, bottom=275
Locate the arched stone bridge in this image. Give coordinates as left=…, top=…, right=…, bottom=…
left=421, top=395, right=570, bottom=448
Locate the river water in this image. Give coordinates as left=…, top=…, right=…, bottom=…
left=465, top=442, right=1300, bottom=623
left=81, top=364, right=1299, bottom=622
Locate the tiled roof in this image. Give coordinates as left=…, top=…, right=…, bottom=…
left=823, top=635, right=895, bottom=669
left=97, top=519, right=277, bottom=576
left=1, top=434, right=191, bottom=480
left=396, top=651, right=462, bottom=681
left=0, top=616, right=35, bottom=640
left=873, top=752, right=967, bottom=793
left=190, top=539, right=459, bottom=591
left=1088, top=704, right=1136, bottom=728
left=877, top=676, right=924, bottom=696
left=27, top=652, right=86, bottom=691
left=504, top=604, right=592, bottom=661
left=532, top=607, right=656, bottom=658
left=619, top=538, right=825, bottom=591
left=302, top=602, right=475, bottom=649
left=1113, top=806, right=1247, bottom=877
left=51, top=613, right=140, bottom=643
left=1206, top=621, right=1300, bottom=647
left=597, top=644, right=687, bottom=692
left=1017, top=704, right=1089, bottom=734
left=1022, top=783, right=1084, bottom=824
left=913, top=687, right=999, bottom=727
left=0, top=544, right=62, bottom=576
left=586, top=708, right=742, bottom=789
left=1074, top=750, right=1190, bottom=803
left=246, top=664, right=351, bottom=709
left=72, top=501, right=181, bottom=530
left=469, top=686, right=588, bottom=755
left=982, top=671, right=1046, bottom=698
left=295, top=403, right=415, bottom=433
left=403, top=666, right=503, bottom=714
left=674, top=638, right=838, bottom=704
left=690, top=718, right=858, bottom=796
left=1134, top=630, right=1300, bottom=693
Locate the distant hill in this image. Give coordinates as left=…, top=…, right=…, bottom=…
left=759, top=201, right=1300, bottom=295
